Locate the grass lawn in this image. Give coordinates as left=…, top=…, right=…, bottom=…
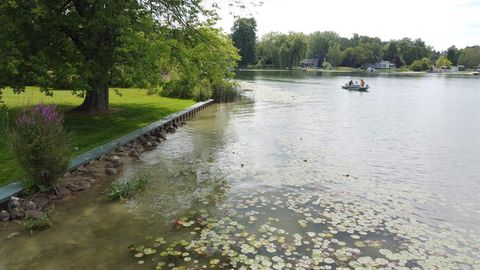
left=0, top=87, right=196, bottom=186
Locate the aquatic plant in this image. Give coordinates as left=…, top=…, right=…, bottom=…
left=6, top=104, right=72, bottom=191
left=104, top=173, right=151, bottom=200
left=211, top=83, right=241, bottom=103
left=22, top=213, right=53, bottom=233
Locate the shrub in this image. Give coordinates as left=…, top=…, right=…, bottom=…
left=409, top=58, right=432, bottom=71
left=6, top=104, right=72, bottom=191
left=192, top=79, right=213, bottom=102
left=322, top=61, right=333, bottom=70
left=104, top=172, right=150, bottom=200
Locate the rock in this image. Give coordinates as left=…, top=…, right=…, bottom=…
left=48, top=194, right=59, bottom=200
left=25, top=209, right=43, bottom=219
left=111, top=157, right=123, bottom=167
left=0, top=210, right=10, bottom=222
left=105, top=163, right=115, bottom=169
left=6, top=232, right=21, bottom=239
left=67, top=182, right=84, bottom=192
left=7, top=197, right=24, bottom=219
left=85, top=178, right=96, bottom=184
left=26, top=201, right=37, bottom=210
left=142, top=141, right=153, bottom=149
left=32, top=196, right=49, bottom=210
left=77, top=180, right=91, bottom=190
left=129, top=150, right=140, bottom=158
left=7, top=197, right=22, bottom=210
left=106, top=168, right=118, bottom=175
left=81, top=169, right=96, bottom=178
left=8, top=208, right=24, bottom=219
left=57, top=187, right=72, bottom=197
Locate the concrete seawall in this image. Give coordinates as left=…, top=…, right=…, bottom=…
left=0, top=99, right=214, bottom=203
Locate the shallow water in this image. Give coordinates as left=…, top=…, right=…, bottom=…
left=1, top=70, right=479, bottom=269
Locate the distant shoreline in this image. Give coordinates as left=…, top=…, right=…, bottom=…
left=236, top=68, right=480, bottom=76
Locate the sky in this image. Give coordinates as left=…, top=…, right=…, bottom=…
left=214, top=0, right=480, bottom=51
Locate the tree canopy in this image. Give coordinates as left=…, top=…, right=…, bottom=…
left=0, top=0, right=239, bottom=112
left=458, top=46, right=480, bottom=69
left=231, top=17, right=257, bottom=66
left=255, top=31, right=449, bottom=69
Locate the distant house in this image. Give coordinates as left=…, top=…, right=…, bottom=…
left=300, top=59, right=319, bottom=68
left=366, top=60, right=396, bottom=69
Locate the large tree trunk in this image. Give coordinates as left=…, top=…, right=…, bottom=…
left=76, top=86, right=109, bottom=113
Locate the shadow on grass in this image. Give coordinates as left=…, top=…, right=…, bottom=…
left=0, top=103, right=184, bottom=186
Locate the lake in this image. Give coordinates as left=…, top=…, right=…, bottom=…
left=1, top=70, right=479, bottom=269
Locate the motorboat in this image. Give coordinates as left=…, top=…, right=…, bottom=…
left=342, top=84, right=369, bottom=91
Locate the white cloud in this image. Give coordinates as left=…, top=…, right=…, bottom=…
left=215, top=0, right=480, bottom=50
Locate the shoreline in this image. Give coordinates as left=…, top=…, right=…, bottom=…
left=236, top=68, right=480, bottom=76
left=0, top=100, right=214, bottom=236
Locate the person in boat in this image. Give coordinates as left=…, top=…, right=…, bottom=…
left=360, top=79, right=365, bottom=87
left=348, top=80, right=353, bottom=86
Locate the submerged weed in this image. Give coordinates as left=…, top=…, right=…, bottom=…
left=22, top=213, right=53, bottom=233
left=104, top=172, right=151, bottom=200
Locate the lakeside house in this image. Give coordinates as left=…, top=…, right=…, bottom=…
left=300, top=59, right=319, bottom=68
left=366, top=60, right=396, bottom=69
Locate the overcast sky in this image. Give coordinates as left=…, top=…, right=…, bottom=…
left=214, top=0, right=480, bottom=51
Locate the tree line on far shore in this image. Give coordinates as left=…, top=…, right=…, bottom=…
left=231, top=18, right=480, bottom=71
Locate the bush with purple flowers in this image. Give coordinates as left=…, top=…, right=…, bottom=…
left=7, top=104, right=72, bottom=191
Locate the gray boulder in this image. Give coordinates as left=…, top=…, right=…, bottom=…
left=25, top=209, right=43, bottom=219
left=0, top=210, right=10, bottom=222
left=106, top=168, right=118, bottom=175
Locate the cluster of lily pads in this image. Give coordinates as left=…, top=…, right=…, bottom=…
left=128, top=186, right=480, bottom=269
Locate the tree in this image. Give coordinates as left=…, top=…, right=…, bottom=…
left=231, top=17, right=257, bottom=66
left=326, top=44, right=345, bottom=67
left=458, top=46, right=480, bottom=69
left=446, top=46, right=460, bottom=65
left=435, top=55, right=452, bottom=68
left=0, top=0, right=217, bottom=113
left=306, top=31, right=340, bottom=62
left=384, top=41, right=399, bottom=62
left=281, top=33, right=307, bottom=69
left=409, top=58, right=432, bottom=71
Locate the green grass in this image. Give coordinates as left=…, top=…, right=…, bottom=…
left=0, top=87, right=195, bottom=186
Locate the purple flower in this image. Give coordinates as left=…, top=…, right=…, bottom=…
left=16, top=104, right=64, bottom=126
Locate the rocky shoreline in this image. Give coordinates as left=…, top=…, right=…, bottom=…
left=0, top=121, right=184, bottom=237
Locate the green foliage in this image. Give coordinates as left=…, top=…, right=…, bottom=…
left=212, top=83, right=240, bottom=103
left=256, top=32, right=307, bottom=69
left=447, top=46, right=460, bottom=65
left=6, top=104, right=72, bottom=190
left=321, top=61, right=333, bottom=70
left=0, top=88, right=195, bottom=186
left=458, top=46, right=480, bottom=69
left=104, top=172, right=151, bottom=200
left=160, top=28, right=239, bottom=101
left=22, top=212, right=53, bottom=233
left=326, top=44, right=345, bottom=67
left=0, top=0, right=226, bottom=112
left=435, top=55, right=452, bottom=68
left=409, top=58, right=432, bottom=71
left=307, top=31, right=340, bottom=61
left=231, top=17, right=257, bottom=66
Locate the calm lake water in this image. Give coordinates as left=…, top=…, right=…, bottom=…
left=1, top=70, right=479, bottom=269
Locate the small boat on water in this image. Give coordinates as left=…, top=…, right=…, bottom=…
left=473, top=72, right=479, bottom=75
left=342, top=85, right=369, bottom=91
